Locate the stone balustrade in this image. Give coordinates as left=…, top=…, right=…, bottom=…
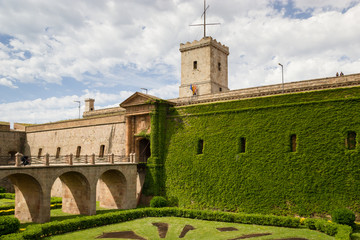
left=9, top=152, right=137, bottom=167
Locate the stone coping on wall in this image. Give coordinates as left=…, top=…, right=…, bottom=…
left=171, top=73, right=360, bottom=106
left=26, top=114, right=125, bottom=133
left=83, top=106, right=126, bottom=118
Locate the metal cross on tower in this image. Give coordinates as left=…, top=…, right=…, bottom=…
left=190, top=0, right=220, bottom=38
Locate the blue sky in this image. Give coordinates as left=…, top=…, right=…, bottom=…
left=0, top=0, right=360, bottom=124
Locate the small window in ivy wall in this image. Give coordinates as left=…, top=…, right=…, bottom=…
left=239, top=137, right=246, bottom=153
left=290, top=134, right=297, bottom=152
left=197, top=139, right=204, bottom=154
left=346, top=131, right=356, bottom=150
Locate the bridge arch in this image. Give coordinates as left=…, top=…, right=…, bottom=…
left=57, top=171, right=92, bottom=215
left=4, top=173, right=46, bottom=223
left=97, top=169, right=127, bottom=209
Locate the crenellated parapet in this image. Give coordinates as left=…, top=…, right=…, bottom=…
left=180, top=36, right=229, bottom=55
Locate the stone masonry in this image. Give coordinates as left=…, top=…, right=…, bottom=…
left=0, top=163, right=137, bottom=223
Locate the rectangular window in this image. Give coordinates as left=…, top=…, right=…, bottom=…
left=76, top=146, right=81, bottom=158
left=197, top=139, right=204, bottom=154
left=218, top=62, right=221, bottom=71
left=290, top=134, right=297, bottom=152
left=239, top=137, right=246, bottom=153
left=193, top=61, right=197, bottom=69
left=346, top=131, right=356, bottom=150
left=99, top=145, right=105, bottom=158
left=37, top=148, right=42, bottom=158
left=56, top=147, right=61, bottom=158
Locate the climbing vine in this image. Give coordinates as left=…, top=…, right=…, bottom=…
left=143, top=101, right=169, bottom=196
left=159, top=87, right=360, bottom=216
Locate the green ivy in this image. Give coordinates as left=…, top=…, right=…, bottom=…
left=158, top=86, right=360, bottom=216
left=143, top=102, right=169, bottom=196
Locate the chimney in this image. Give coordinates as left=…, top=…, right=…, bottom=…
left=85, top=98, right=95, bottom=112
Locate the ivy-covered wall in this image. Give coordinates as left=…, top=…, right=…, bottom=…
left=142, top=101, right=168, bottom=196
left=161, top=87, right=360, bottom=216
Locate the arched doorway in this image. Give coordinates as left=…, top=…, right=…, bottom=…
left=138, top=138, right=150, bottom=163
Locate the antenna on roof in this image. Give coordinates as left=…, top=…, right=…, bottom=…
left=189, top=0, right=220, bottom=38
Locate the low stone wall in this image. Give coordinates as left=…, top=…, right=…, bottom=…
left=83, top=106, right=125, bottom=118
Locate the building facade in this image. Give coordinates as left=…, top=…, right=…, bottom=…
left=1, top=36, right=360, bottom=215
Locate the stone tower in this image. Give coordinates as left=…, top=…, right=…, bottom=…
left=179, top=37, right=229, bottom=98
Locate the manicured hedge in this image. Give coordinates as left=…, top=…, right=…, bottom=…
left=146, top=87, right=360, bottom=216
left=304, top=218, right=352, bottom=240
left=0, top=216, right=20, bottom=236
left=0, top=193, right=15, bottom=199
left=0, top=208, right=351, bottom=240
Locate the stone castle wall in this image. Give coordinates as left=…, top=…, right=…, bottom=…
left=0, top=129, right=26, bottom=163
left=25, top=114, right=126, bottom=157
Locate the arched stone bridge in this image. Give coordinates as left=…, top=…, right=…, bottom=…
left=0, top=163, right=137, bottom=223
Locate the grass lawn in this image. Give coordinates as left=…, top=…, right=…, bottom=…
left=1, top=199, right=358, bottom=239
left=45, top=217, right=334, bottom=240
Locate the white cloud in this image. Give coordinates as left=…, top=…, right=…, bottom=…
left=0, top=78, right=17, bottom=88
left=0, top=0, right=360, bottom=124
left=0, top=90, right=136, bottom=124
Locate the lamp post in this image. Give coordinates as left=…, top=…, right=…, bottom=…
left=74, top=101, right=80, bottom=119
left=278, top=63, right=284, bottom=93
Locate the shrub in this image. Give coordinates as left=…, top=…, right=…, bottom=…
left=303, top=218, right=317, bottom=230
left=0, top=187, right=6, bottom=193
left=331, top=208, right=356, bottom=227
left=303, top=218, right=352, bottom=240
left=0, top=193, right=15, bottom=199
left=314, top=220, right=338, bottom=236
left=0, top=216, right=20, bottom=236
left=150, top=196, right=168, bottom=208
left=167, top=196, right=179, bottom=207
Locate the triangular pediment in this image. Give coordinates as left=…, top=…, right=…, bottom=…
left=120, top=92, right=161, bottom=108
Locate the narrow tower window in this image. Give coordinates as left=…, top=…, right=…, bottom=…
left=239, top=137, right=246, bottom=153
left=218, top=62, right=221, bottom=71
left=56, top=147, right=61, bottom=158
left=37, top=148, right=42, bottom=158
left=346, top=131, right=356, bottom=150
left=197, top=139, right=204, bottom=154
left=193, top=61, right=197, bottom=69
left=76, top=146, right=81, bottom=158
left=99, top=145, right=105, bottom=158
left=290, top=134, right=297, bottom=152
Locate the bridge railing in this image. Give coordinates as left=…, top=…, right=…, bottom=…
left=0, top=153, right=135, bottom=167
left=0, top=156, right=15, bottom=166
